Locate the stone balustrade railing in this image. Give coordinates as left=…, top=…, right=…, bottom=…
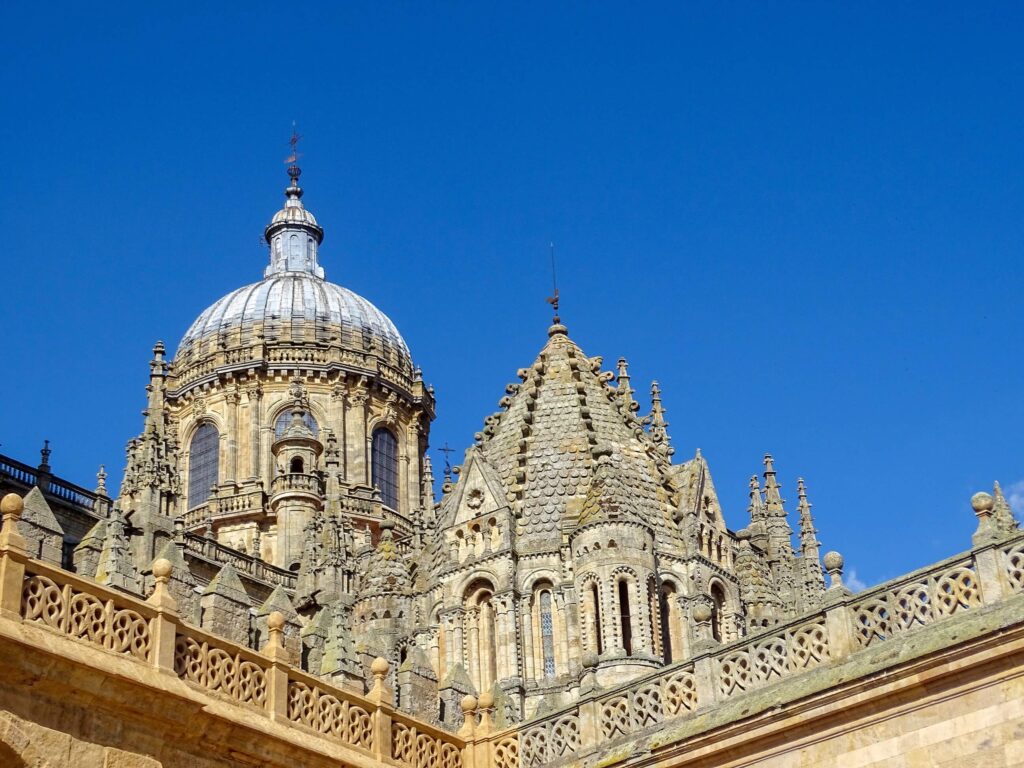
left=0, top=492, right=465, bottom=767
left=1, top=488, right=1020, bottom=768
left=0, top=453, right=103, bottom=514
left=169, top=337, right=416, bottom=396
left=271, top=472, right=324, bottom=497
left=182, top=532, right=297, bottom=588
left=490, top=522, right=1024, bottom=767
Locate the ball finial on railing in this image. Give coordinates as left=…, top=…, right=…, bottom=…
left=477, top=691, right=494, bottom=710
left=371, top=656, right=390, bottom=678
left=1, top=493, right=24, bottom=520
left=823, top=551, right=844, bottom=572
left=460, top=694, right=478, bottom=714
left=823, top=550, right=845, bottom=589
left=268, top=611, right=286, bottom=632
left=152, top=558, right=172, bottom=581
left=971, top=492, right=994, bottom=514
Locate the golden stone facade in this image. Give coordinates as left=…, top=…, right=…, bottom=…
left=1, top=163, right=1023, bottom=767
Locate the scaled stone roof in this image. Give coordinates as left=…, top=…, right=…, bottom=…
left=471, top=324, right=678, bottom=551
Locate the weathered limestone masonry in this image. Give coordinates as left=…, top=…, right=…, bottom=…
left=2, top=490, right=1023, bottom=767
left=2, top=162, right=1023, bottom=766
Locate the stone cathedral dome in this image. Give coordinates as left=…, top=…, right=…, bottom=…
left=171, top=164, right=414, bottom=389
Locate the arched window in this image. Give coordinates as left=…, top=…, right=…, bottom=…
left=539, top=590, right=556, bottom=678
left=618, top=580, right=633, bottom=655
left=659, top=583, right=677, bottom=664
left=590, top=582, right=604, bottom=655
left=711, top=583, right=727, bottom=642
left=289, top=456, right=304, bottom=474
left=188, top=423, right=220, bottom=508
left=464, top=580, right=497, bottom=692
left=371, top=428, right=400, bottom=510
left=274, top=410, right=319, bottom=438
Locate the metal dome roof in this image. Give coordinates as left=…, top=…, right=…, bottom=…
left=174, top=163, right=411, bottom=365
left=176, top=273, right=411, bottom=360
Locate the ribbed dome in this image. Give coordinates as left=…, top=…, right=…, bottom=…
left=176, top=274, right=411, bottom=361
left=174, top=163, right=412, bottom=367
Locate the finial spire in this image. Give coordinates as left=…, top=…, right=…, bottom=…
left=797, top=478, right=815, bottom=537
left=95, top=465, right=108, bottom=497
left=992, top=480, right=1020, bottom=534
left=264, top=127, right=324, bottom=277
left=616, top=358, right=637, bottom=413
left=796, top=478, right=826, bottom=598
left=546, top=242, right=559, bottom=321
left=647, top=380, right=673, bottom=457
left=762, top=453, right=784, bottom=514
left=545, top=242, right=568, bottom=336
left=748, top=475, right=765, bottom=521
left=439, top=442, right=455, bottom=485
left=286, top=122, right=302, bottom=193
left=649, top=381, right=667, bottom=429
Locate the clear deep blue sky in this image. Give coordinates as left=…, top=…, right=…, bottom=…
left=1, top=4, right=1022, bottom=589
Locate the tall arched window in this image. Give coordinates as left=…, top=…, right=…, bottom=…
left=372, top=428, right=400, bottom=510
left=274, top=410, right=319, bottom=438
left=464, top=580, right=497, bottom=692
left=590, top=582, right=604, bottom=655
left=188, top=423, right=220, bottom=509
left=711, top=583, right=727, bottom=642
left=618, top=580, right=633, bottom=655
left=659, top=583, right=677, bottom=664
left=539, top=590, right=556, bottom=678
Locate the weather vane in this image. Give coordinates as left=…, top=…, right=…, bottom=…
left=286, top=122, right=302, bottom=181
left=438, top=442, right=455, bottom=479
left=545, top=241, right=560, bottom=323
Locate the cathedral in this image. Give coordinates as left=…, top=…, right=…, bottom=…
left=91, top=158, right=844, bottom=723
left=1, top=158, right=1022, bottom=768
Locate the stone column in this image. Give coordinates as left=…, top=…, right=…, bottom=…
left=452, top=609, right=465, bottom=673
left=555, top=591, right=571, bottom=674
left=520, top=595, right=536, bottom=681
left=635, top=577, right=653, bottom=655
left=347, top=381, right=370, bottom=485
left=246, top=382, right=263, bottom=480
left=468, top=608, right=481, bottom=691
left=225, top=387, right=240, bottom=482
left=330, top=380, right=347, bottom=479
left=260, top=417, right=274, bottom=489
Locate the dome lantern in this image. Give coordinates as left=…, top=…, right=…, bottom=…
left=263, top=157, right=326, bottom=279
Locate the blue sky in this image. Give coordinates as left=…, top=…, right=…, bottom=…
left=1, top=4, right=1022, bottom=589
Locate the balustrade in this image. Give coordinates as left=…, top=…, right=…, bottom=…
left=1, top=488, right=1022, bottom=768
left=271, top=472, right=324, bottom=497
left=485, top=525, right=1024, bottom=765
left=0, top=510, right=463, bottom=766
